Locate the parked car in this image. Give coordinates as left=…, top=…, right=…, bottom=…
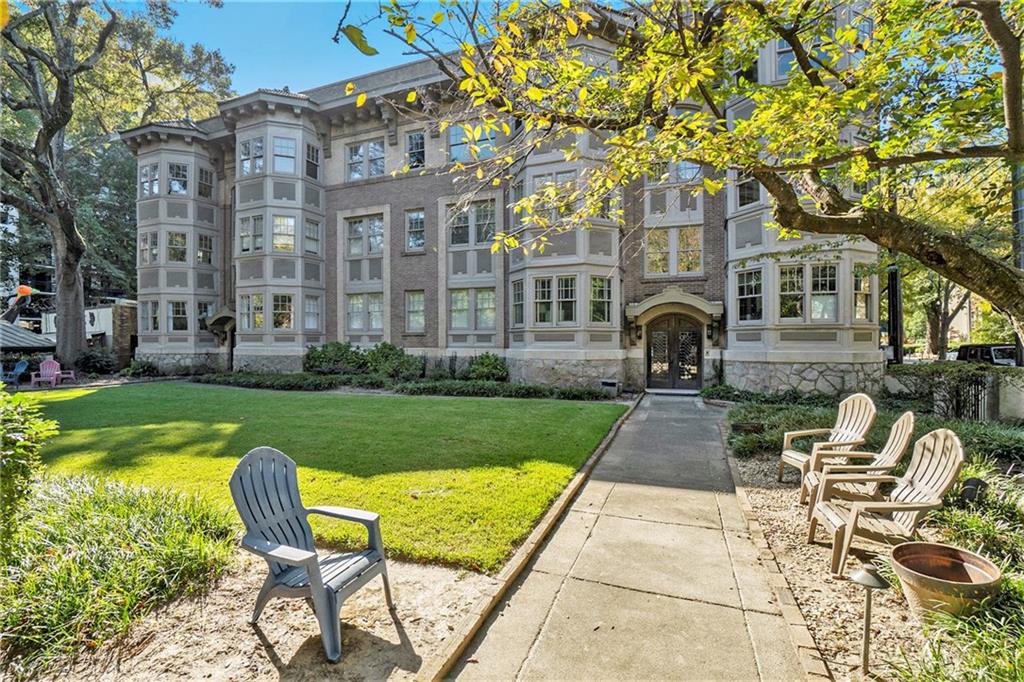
left=954, top=344, right=1018, bottom=366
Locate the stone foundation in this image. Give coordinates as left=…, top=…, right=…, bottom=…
left=135, top=351, right=229, bottom=374
left=233, top=353, right=303, bottom=373
left=506, top=356, right=625, bottom=389
left=724, top=360, right=884, bottom=395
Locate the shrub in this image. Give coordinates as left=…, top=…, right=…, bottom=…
left=1, top=353, right=47, bottom=376
left=74, top=347, right=116, bottom=375
left=888, top=362, right=1024, bottom=418
left=467, top=353, right=509, bottom=382
left=426, top=357, right=453, bottom=380
left=393, top=380, right=610, bottom=401
left=192, top=372, right=350, bottom=391
left=553, top=386, right=610, bottom=401
left=725, top=403, right=1024, bottom=464
left=700, top=384, right=837, bottom=407
left=0, top=475, right=235, bottom=676
left=348, top=373, right=392, bottom=389
left=364, top=342, right=422, bottom=380
left=0, top=392, right=58, bottom=561
left=118, top=359, right=160, bottom=378
left=303, top=341, right=368, bottom=375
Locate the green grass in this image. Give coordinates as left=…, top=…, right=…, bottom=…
left=0, top=475, right=235, bottom=677
left=29, top=382, right=626, bottom=572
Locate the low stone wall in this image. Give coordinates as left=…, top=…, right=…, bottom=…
left=507, top=356, right=624, bottom=389
left=135, top=351, right=229, bottom=374
left=725, top=360, right=884, bottom=395
left=233, top=353, right=303, bottom=373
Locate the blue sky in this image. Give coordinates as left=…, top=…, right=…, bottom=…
left=131, top=1, right=443, bottom=95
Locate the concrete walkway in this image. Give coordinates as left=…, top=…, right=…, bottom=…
left=452, top=395, right=804, bottom=681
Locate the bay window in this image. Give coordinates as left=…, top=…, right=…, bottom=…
left=239, top=215, right=264, bottom=253
left=854, top=269, right=872, bottom=321
left=511, top=280, right=524, bottom=326
left=304, top=219, right=320, bottom=254
left=239, top=294, right=264, bottom=330
left=168, top=300, right=188, bottom=331
left=272, top=294, right=293, bottom=329
left=779, top=265, right=804, bottom=319
left=272, top=137, right=296, bottom=174
left=810, top=264, right=838, bottom=321
left=304, top=295, right=320, bottom=330
left=737, top=269, right=763, bottom=322
left=272, top=216, right=295, bottom=252
left=557, top=276, right=576, bottom=323
left=140, top=163, right=159, bottom=197
left=590, top=276, right=612, bottom=323
left=239, top=137, right=264, bottom=176
left=168, top=163, right=188, bottom=195
left=534, top=278, right=552, bottom=323
left=167, top=232, right=187, bottom=263
left=305, top=143, right=320, bottom=179
left=197, top=234, right=214, bottom=265
left=198, top=167, right=214, bottom=199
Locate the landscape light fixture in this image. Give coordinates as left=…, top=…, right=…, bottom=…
left=849, top=562, right=890, bottom=677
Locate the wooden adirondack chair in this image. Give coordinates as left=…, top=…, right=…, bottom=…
left=807, top=428, right=964, bottom=576
left=229, top=447, right=394, bottom=663
left=30, top=359, right=61, bottom=387
left=801, top=411, right=916, bottom=512
left=778, top=393, right=876, bottom=486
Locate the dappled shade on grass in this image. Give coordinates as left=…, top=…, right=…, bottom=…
left=32, top=383, right=625, bottom=572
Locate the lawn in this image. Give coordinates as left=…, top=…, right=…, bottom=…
left=30, top=382, right=626, bottom=572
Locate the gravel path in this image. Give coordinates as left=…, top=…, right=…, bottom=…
left=41, top=552, right=498, bottom=681
left=735, top=455, right=926, bottom=681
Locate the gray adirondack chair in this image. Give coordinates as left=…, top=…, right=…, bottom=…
left=229, top=447, right=394, bottom=662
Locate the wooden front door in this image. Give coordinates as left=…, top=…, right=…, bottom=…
left=646, top=315, right=703, bottom=390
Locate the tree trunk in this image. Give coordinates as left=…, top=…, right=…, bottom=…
left=925, top=300, right=943, bottom=356
left=51, top=219, right=88, bottom=365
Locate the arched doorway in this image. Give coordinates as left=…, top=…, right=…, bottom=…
left=647, top=314, right=702, bottom=390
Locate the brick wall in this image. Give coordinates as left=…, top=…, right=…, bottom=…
left=324, top=169, right=454, bottom=348
left=620, top=180, right=727, bottom=306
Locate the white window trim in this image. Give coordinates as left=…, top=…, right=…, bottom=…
left=405, top=209, right=426, bottom=252
left=589, top=275, right=613, bottom=325
left=736, top=267, right=764, bottom=325
left=643, top=225, right=703, bottom=278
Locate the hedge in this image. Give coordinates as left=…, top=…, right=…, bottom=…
left=192, top=372, right=354, bottom=391
left=727, top=402, right=1024, bottom=464
left=394, top=379, right=609, bottom=401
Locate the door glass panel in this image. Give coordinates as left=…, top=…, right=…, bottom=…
left=678, top=329, right=699, bottom=382
left=650, top=330, right=669, bottom=379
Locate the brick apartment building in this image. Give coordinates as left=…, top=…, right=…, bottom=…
left=121, top=45, right=883, bottom=393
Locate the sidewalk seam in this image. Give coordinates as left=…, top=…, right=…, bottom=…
left=717, top=419, right=834, bottom=682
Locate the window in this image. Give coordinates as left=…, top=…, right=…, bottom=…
left=346, top=294, right=365, bottom=331
left=239, top=294, right=264, bottom=330
left=776, top=38, right=795, bottom=78
left=407, top=131, right=425, bottom=168
left=406, top=209, right=425, bottom=251
left=347, top=139, right=385, bottom=180
left=197, top=234, right=214, bottom=265
left=272, top=294, right=293, bottom=329
left=304, top=295, right=320, bottom=330
left=533, top=171, right=576, bottom=222
left=535, top=278, right=552, bottom=323
left=139, top=233, right=158, bottom=264
left=448, top=200, right=495, bottom=247
left=272, top=137, right=296, bottom=174
left=511, top=280, right=524, bottom=326
left=779, top=265, right=804, bottom=319
left=449, top=289, right=470, bottom=328
left=406, top=290, right=425, bottom=332
left=168, top=300, right=188, bottom=331
left=449, top=124, right=495, bottom=162
left=645, top=228, right=669, bottom=275
left=450, top=209, right=470, bottom=246
left=239, top=215, right=264, bottom=253
left=475, top=288, right=496, bottom=329
left=645, top=225, right=702, bottom=276
left=140, top=163, right=159, bottom=197
left=168, top=163, right=188, bottom=195
left=736, top=59, right=758, bottom=84
left=197, top=301, right=214, bottom=324
left=510, top=180, right=524, bottom=228
left=368, top=293, right=384, bottom=330
left=590, top=276, right=612, bottom=323
left=737, top=174, right=760, bottom=207
left=140, top=301, right=159, bottom=331
left=811, top=264, right=838, bottom=321
left=557, top=276, right=576, bottom=323
left=240, top=138, right=264, bottom=176
left=305, top=143, right=320, bottom=179
left=676, top=161, right=701, bottom=183
left=167, top=232, right=187, bottom=263
left=304, top=219, right=320, bottom=255
left=737, top=269, right=763, bottom=321
left=854, top=269, right=872, bottom=321
left=198, top=167, right=214, bottom=199
left=475, top=201, right=495, bottom=242
left=347, top=219, right=364, bottom=257
left=272, top=216, right=295, bottom=252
